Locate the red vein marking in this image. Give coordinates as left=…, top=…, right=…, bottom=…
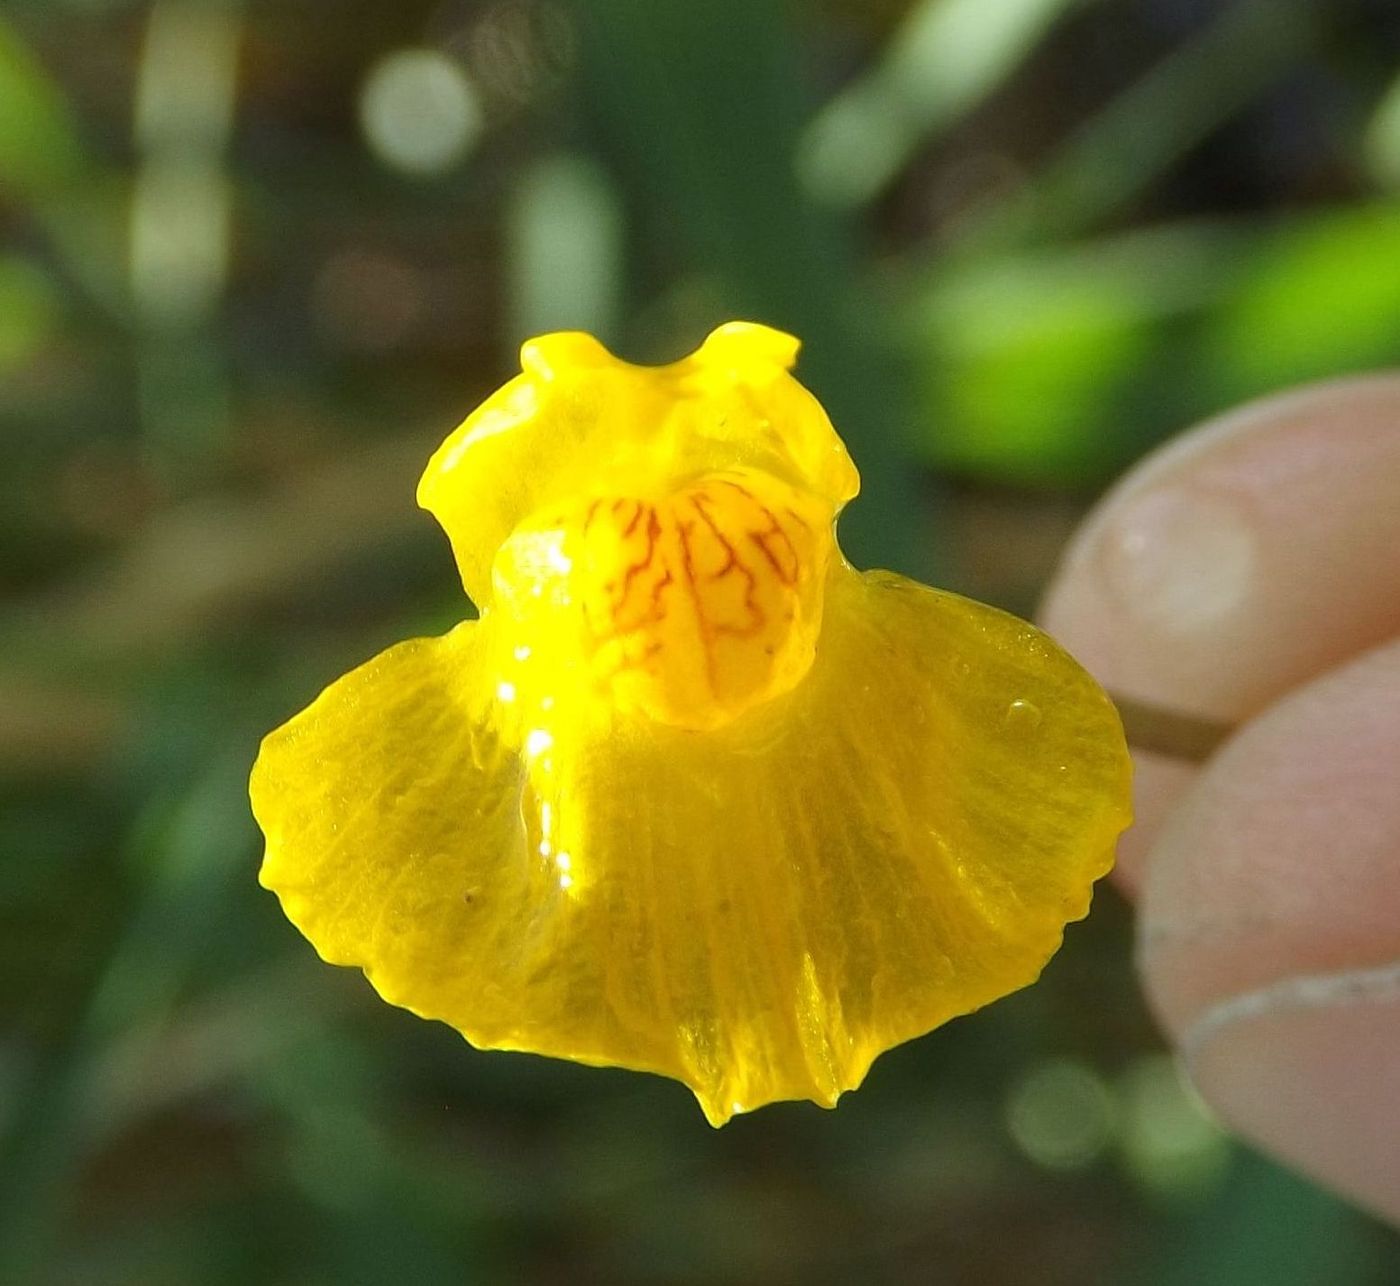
left=711, top=479, right=802, bottom=585
left=749, top=531, right=790, bottom=584
left=675, top=515, right=717, bottom=691
left=613, top=506, right=659, bottom=610
left=688, top=495, right=736, bottom=580
left=690, top=493, right=747, bottom=586
left=609, top=510, right=676, bottom=634
left=783, top=505, right=812, bottom=532
left=747, top=502, right=800, bottom=586
left=581, top=483, right=810, bottom=698
left=690, top=492, right=763, bottom=637
left=646, top=564, right=674, bottom=621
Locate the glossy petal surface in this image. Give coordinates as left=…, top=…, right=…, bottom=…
left=253, top=569, right=1129, bottom=1123
left=252, top=322, right=1132, bottom=1124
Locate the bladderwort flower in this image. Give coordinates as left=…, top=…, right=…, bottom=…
left=250, top=322, right=1132, bottom=1125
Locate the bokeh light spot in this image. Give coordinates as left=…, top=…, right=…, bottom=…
left=1005, top=1058, right=1116, bottom=1171
left=359, top=49, right=483, bottom=177
left=1120, top=1054, right=1231, bottom=1199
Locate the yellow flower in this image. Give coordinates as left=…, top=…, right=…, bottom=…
left=251, top=322, right=1131, bottom=1125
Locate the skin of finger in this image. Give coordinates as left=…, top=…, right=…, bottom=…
left=1039, top=373, right=1400, bottom=889
left=1191, top=999, right=1400, bottom=1227
left=1138, top=638, right=1400, bottom=1221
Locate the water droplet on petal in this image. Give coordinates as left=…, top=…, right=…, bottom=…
left=1003, top=699, right=1042, bottom=734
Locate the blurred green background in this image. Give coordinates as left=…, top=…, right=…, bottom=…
left=3, top=0, right=1400, bottom=1281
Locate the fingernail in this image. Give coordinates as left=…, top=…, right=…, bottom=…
left=1182, top=965, right=1400, bottom=1223
left=1097, top=487, right=1257, bottom=633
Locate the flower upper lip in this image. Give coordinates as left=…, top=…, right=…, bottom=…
left=416, top=322, right=859, bottom=607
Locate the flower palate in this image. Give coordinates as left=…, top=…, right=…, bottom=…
left=251, top=322, right=1132, bottom=1126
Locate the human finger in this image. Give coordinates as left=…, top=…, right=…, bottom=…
left=1040, top=374, right=1400, bottom=890
left=1137, top=637, right=1400, bottom=1225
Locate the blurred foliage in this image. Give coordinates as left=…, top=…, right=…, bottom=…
left=2, top=0, right=1400, bottom=1282
left=0, top=17, right=88, bottom=200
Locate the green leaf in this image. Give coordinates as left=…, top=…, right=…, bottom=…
left=907, top=222, right=1240, bottom=483
left=1207, top=204, right=1400, bottom=400
left=0, top=16, right=88, bottom=202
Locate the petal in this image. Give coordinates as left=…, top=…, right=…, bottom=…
left=252, top=625, right=705, bottom=1083
left=252, top=567, right=1129, bottom=1126
left=518, top=566, right=1131, bottom=1122
left=252, top=626, right=522, bottom=1020
left=416, top=323, right=859, bottom=605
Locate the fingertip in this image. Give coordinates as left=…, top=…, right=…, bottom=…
left=1136, top=639, right=1400, bottom=1220
left=1186, top=981, right=1400, bottom=1227
left=1041, top=372, right=1400, bottom=868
